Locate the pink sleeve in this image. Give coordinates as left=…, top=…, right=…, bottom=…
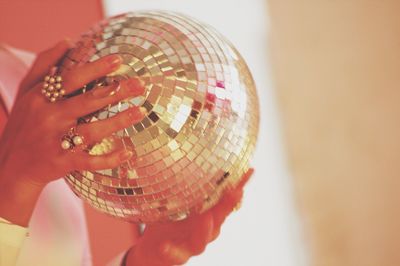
left=0, top=45, right=94, bottom=266
left=0, top=44, right=35, bottom=112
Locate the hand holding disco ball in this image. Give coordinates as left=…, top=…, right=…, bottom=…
left=127, top=169, right=253, bottom=265
left=60, top=11, right=259, bottom=223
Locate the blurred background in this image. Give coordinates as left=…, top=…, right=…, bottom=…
left=0, top=0, right=306, bottom=265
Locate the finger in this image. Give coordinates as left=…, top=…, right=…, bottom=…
left=210, top=227, right=221, bottom=242
left=211, top=188, right=244, bottom=229
left=208, top=170, right=254, bottom=240
left=78, top=106, right=145, bottom=144
left=62, top=78, right=145, bottom=118
left=187, top=212, right=214, bottom=255
left=236, top=168, right=254, bottom=189
left=61, top=54, right=122, bottom=94
left=211, top=168, right=254, bottom=223
left=71, top=149, right=133, bottom=171
left=209, top=190, right=243, bottom=242
left=20, top=39, right=73, bottom=93
left=159, top=241, right=192, bottom=266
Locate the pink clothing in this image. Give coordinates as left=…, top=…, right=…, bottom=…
left=0, top=45, right=92, bottom=266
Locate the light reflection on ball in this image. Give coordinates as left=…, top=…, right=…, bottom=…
left=60, top=11, right=259, bottom=223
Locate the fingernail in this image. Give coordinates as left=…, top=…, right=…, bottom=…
left=139, top=106, right=147, bottom=115
left=128, top=107, right=146, bottom=121
left=126, top=79, right=145, bottom=94
left=137, top=79, right=146, bottom=87
left=126, top=79, right=138, bottom=88
left=107, top=55, right=122, bottom=69
left=119, top=150, right=133, bottom=162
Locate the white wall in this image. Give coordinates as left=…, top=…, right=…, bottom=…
left=103, top=1, right=307, bottom=265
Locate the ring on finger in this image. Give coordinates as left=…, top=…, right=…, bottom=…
left=61, top=127, right=86, bottom=151
left=42, top=67, right=66, bottom=103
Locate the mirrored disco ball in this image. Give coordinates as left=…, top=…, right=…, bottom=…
left=60, top=11, right=259, bottom=223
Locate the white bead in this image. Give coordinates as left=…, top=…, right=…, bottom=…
left=48, top=85, right=54, bottom=91
left=46, top=92, right=51, bottom=97
left=61, top=140, right=71, bottom=150
left=60, top=89, right=66, bottom=95
left=49, top=77, right=55, bottom=83
left=72, top=135, right=83, bottom=146
left=55, top=83, right=62, bottom=89
left=54, top=92, right=59, bottom=97
left=41, top=89, right=46, bottom=94
left=56, top=76, right=62, bottom=82
left=44, top=75, right=50, bottom=81
left=50, top=97, right=56, bottom=102
left=43, top=83, right=49, bottom=89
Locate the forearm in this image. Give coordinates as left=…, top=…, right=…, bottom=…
left=268, top=1, right=400, bottom=265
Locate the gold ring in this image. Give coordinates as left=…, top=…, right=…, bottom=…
left=61, top=127, right=85, bottom=151
left=41, top=67, right=65, bottom=103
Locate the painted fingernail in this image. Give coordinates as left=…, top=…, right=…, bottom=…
left=126, top=79, right=145, bottom=94
left=128, top=107, right=146, bottom=121
left=119, top=150, right=133, bottom=162
left=107, top=55, right=122, bottom=69
left=139, top=106, right=147, bottom=115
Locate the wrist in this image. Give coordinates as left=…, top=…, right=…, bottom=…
left=0, top=173, right=45, bottom=227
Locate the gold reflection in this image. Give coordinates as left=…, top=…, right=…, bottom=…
left=61, top=11, right=259, bottom=223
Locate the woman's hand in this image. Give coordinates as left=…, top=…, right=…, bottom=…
left=0, top=40, right=145, bottom=226
left=127, top=169, right=254, bottom=266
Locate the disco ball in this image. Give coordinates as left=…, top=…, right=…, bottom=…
left=60, top=11, right=259, bottom=223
